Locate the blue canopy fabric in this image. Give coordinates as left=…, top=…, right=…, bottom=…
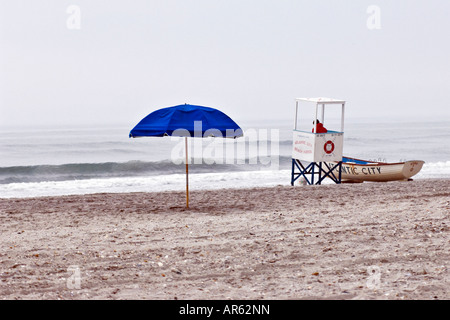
left=129, top=104, right=243, bottom=138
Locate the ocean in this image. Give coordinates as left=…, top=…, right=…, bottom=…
left=1, top=118, right=449, bottom=198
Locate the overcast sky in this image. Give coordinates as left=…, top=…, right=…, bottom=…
left=1, top=0, right=450, bottom=127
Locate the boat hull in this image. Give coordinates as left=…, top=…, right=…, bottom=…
left=329, top=157, right=425, bottom=183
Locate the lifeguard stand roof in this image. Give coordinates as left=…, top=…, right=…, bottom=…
left=296, top=97, right=345, bottom=104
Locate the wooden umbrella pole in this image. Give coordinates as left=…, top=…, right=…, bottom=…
left=185, top=137, right=189, bottom=208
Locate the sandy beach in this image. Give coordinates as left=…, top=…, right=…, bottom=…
left=0, top=178, right=449, bottom=300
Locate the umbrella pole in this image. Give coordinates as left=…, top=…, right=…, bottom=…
left=185, top=137, right=189, bottom=208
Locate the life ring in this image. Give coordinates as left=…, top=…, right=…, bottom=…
left=324, top=140, right=335, bottom=154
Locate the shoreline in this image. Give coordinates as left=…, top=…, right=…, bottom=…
left=0, top=178, right=449, bottom=300
left=1, top=174, right=448, bottom=200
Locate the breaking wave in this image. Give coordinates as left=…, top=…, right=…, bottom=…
left=0, top=156, right=294, bottom=185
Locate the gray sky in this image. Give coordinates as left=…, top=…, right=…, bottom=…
left=1, top=0, right=450, bottom=127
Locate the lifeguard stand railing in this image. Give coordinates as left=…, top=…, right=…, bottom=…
left=291, top=97, right=345, bottom=185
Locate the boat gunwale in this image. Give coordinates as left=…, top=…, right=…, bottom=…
left=339, top=157, right=424, bottom=167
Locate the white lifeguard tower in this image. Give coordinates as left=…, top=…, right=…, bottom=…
left=291, top=97, right=345, bottom=185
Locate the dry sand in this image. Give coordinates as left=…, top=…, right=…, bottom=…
left=0, top=178, right=449, bottom=300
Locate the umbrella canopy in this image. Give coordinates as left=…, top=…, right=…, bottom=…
left=129, top=104, right=243, bottom=208
left=129, top=104, right=243, bottom=138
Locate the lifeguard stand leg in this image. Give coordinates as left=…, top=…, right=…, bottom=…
left=318, top=162, right=322, bottom=184
left=291, top=159, right=313, bottom=185
left=291, top=159, right=295, bottom=186
left=291, top=159, right=343, bottom=186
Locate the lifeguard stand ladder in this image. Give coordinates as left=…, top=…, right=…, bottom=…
left=291, top=98, right=345, bottom=186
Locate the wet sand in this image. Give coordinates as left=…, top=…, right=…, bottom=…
left=0, top=179, right=449, bottom=300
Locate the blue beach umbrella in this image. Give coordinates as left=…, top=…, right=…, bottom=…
left=129, top=104, right=243, bottom=208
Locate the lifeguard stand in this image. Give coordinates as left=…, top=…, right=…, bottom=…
left=291, top=97, right=345, bottom=185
